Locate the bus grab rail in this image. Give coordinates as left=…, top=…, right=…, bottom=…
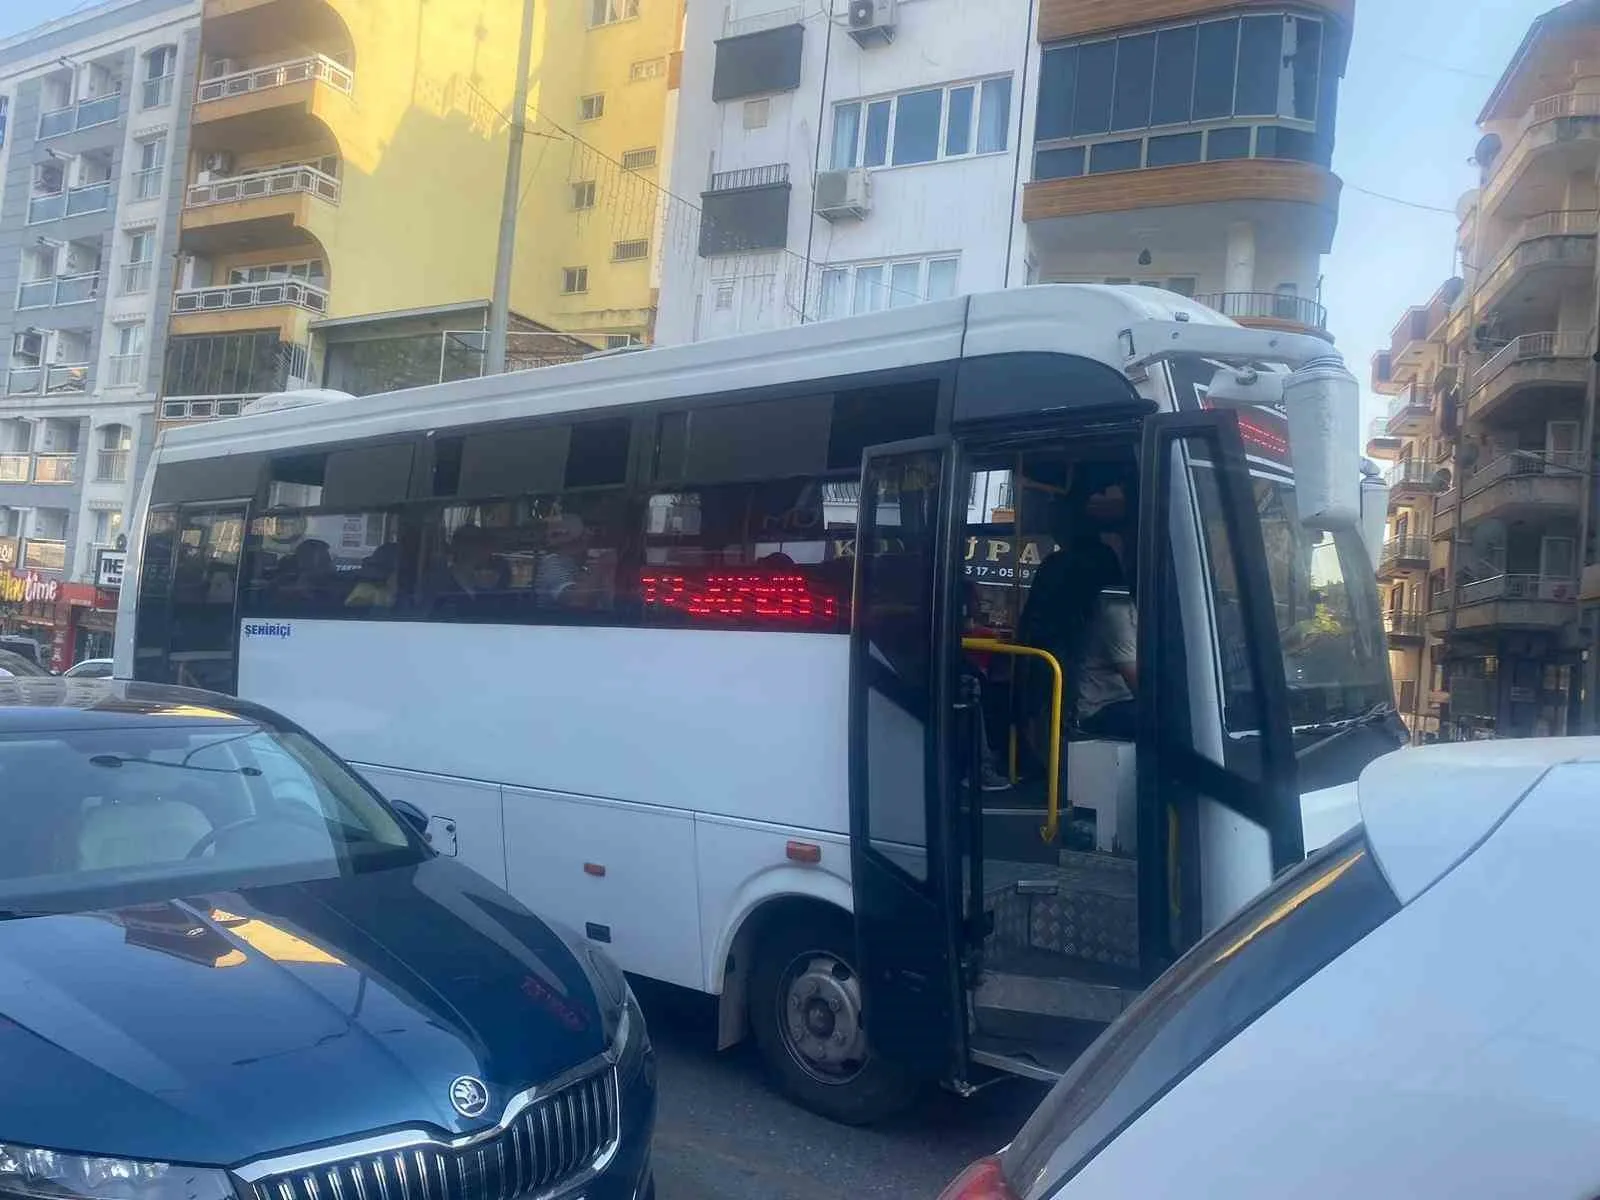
left=961, top=638, right=1063, bottom=845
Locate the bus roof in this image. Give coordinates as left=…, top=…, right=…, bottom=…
left=156, top=285, right=1237, bottom=464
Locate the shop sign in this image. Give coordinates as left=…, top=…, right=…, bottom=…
left=0, top=537, right=16, bottom=569
left=0, top=570, right=60, bottom=605
left=96, top=549, right=126, bottom=591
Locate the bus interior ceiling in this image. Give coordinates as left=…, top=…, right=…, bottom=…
left=959, top=433, right=1146, bottom=1036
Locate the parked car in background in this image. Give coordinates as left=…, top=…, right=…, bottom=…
left=0, top=649, right=47, bottom=678
left=0, top=636, right=44, bottom=668
left=937, top=738, right=1600, bottom=1199
left=0, top=679, right=657, bottom=1200
left=62, top=657, right=113, bottom=678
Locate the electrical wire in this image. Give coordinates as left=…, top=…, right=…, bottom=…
left=1341, top=180, right=1461, bottom=215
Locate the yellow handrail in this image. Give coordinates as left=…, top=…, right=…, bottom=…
left=962, top=637, right=1064, bottom=844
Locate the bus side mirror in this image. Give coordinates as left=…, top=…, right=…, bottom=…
left=390, top=798, right=430, bottom=838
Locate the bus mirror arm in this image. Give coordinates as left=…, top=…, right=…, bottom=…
left=1120, top=321, right=1344, bottom=373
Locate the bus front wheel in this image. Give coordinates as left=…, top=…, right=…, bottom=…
left=749, top=912, right=915, bottom=1125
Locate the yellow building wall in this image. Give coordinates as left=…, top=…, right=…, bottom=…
left=190, top=0, right=679, bottom=342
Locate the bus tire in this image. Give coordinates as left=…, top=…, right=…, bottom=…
left=748, top=911, right=916, bottom=1125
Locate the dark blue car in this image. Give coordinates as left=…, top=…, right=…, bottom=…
left=0, top=679, right=655, bottom=1200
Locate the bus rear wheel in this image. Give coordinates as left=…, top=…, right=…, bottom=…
left=749, top=913, right=916, bottom=1125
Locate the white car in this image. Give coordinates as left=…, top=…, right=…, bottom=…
left=940, top=737, right=1600, bottom=1200
left=62, top=657, right=113, bottom=679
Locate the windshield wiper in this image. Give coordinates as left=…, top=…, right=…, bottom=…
left=1293, top=702, right=1399, bottom=758
left=89, top=754, right=262, bottom=777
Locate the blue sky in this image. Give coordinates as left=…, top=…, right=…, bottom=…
left=0, top=0, right=1557, bottom=426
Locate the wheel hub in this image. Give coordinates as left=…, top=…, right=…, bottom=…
left=780, top=953, right=867, bottom=1083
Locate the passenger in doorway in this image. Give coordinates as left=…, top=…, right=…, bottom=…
left=1070, top=539, right=1138, bottom=740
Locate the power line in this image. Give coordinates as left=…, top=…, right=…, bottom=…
left=1342, top=180, right=1460, bottom=215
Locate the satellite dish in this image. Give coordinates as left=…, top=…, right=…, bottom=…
left=1473, top=132, right=1502, bottom=169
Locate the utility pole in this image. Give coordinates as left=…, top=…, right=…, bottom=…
left=486, top=0, right=537, bottom=376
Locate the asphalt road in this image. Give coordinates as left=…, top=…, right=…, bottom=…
left=634, top=981, right=1050, bottom=1200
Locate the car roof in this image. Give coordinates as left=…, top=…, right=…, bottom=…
left=1359, top=737, right=1600, bottom=903
left=0, top=678, right=274, bottom=733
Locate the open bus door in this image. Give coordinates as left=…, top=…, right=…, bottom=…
left=1136, top=410, right=1302, bottom=969
left=847, top=437, right=970, bottom=1093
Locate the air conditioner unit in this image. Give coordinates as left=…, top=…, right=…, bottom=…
left=814, top=168, right=871, bottom=221
left=200, top=151, right=234, bottom=177
left=846, top=0, right=896, bottom=47
left=12, top=331, right=43, bottom=362
left=203, top=57, right=238, bottom=79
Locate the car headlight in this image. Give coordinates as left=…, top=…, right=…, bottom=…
left=0, top=1146, right=235, bottom=1200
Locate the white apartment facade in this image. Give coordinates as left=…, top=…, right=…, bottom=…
left=658, top=0, right=1353, bottom=348
left=0, top=0, right=200, bottom=616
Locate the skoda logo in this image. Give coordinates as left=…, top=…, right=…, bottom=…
left=449, top=1076, right=491, bottom=1119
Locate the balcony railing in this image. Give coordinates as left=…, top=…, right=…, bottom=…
left=32, top=454, right=75, bottom=484
left=23, top=540, right=66, bottom=572
left=1384, top=611, right=1426, bottom=638
left=65, top=181, right=112, bottom=218
left=186, top=163, right=342, bottom=208
left=95, top=450, right=130, bottom=482
left=1381, top=536, right=1430, bottom=565
left=38, top=91, right=122, bottom=139
left=26, top=192, right=66, bottom=224
left=1472, top=330, right=1589, bottom=393
left=196, top=54, right=354, bottom=104
left=1192, top=292, right=1329, bottom=331
left=1386, top=385, right=1430, bottom=426
left=119, top=261, right=153, bottom=295
left=708, top=163, right=790, bottom=192
left=1384, top=459, right=1437, bottom=490
left=173, top=279, right=329, bottom=316
left=1462, top=450, right=1581, bottom=500
left=1458, top=574, right=1578, bottom=606
left=107, top=354, right=143, bottom=388
left=47, top=364, right=89, bottom=394
left=1476, top=217, right=1597, bottom=306
left=132, top=166, right=164, bottom=201
left=0, top=454, right=27, bottom=482
left=19, top=272, right=100, bottom=309
left=4, top=368, right=41, bottom=396
left=1482, top=94, right=1600, bottom=212
left=142, top=74, right=174, bottom=110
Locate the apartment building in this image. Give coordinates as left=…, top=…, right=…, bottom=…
left=0, top=0, right=200, bottom=665
left=1374, top=0, right=1600, bottom=741
left=656, top=0, right=1353, bottom=345
left=161, top=0, right=680, bottom=422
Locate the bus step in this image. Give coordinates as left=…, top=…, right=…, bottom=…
left=974, top=969, right=1138, bottom=1026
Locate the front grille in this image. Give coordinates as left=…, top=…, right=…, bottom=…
left=251, top=1068, right=618, bottom=1200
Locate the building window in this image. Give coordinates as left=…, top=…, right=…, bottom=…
left=1036, top=15, right=1323, bottom=142
left=579, top=93, right=606, bottom=121
left=613, top=239, right=649, bottom=262
left=227, top=259, right=325, bottom=285
left=744, top=98, right=770, bottom=129
left=132, top=134, right=166, bottom=200
left=818, top=255, right=959, bottom=319
left=90, top=507, right=125, bottom=545
left=620, top=147, right=658, bottom=171
left=588, top=0, right=639, bottom=27
left=571, top=180, right=597, bottom=209
left=832, top=76, right=1013, bottom=170
left=142, top=45, right=177, bottom=109
left=562, top=266, right=589, bottom=294
left=630, top=57, right=665, bottom=81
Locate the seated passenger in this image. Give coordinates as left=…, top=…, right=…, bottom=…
left=345, top=543, right=400, bottom=610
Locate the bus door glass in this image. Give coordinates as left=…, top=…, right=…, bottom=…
left=135, top=501, right=248, bottom=693
left=1136, top=412, right=1299, bottom=968
left=848, top=437, right=967, bottom=1085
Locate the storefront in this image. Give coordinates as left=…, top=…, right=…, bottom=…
left=0, top=567, right=117, bottom=672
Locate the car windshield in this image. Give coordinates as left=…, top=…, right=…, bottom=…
left=0, top=716, right=422, bottom=913
left=0, top=650, right=47, bottom=679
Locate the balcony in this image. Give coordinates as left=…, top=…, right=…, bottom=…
left=1377, top=536, right=1430, bottom=579
left=1386, top=384, right=1431, bottom=436
left=1387, top=306, right=1432, bottom=371
left=28, top=182, right=114, bottom=223
left=1192, top=292, right=1331, bottom=340
left=37, top=92, right=122, bottom=140
left=16, top=271, right=100, bottom=310
left=1384, top=610, right=1426, bottom=642
left=1366, top=415, right=1401, bottom=460
left=1384, top=458, right=1439, bottom=499
left=181, top=164, right=341, bottom=251
left=1433, top=485, right=1458, bottom=540
left=1481, top=93, right=1600, bottom=217
left=1459, top=451, right=1582, bottom=527
left=1454, top=574, right=1577, bottom=632
left=172, top=279, right=329, bottom=330
left=5, top=364, right=89, bottom=397
left=192, top=55, right=353, bottom=133
left=700, top=163, right=792, bottom=257
left=1467, top=330, right=1589, bottom=424
left=32, top=454, right=75, bottom=484
left=0, top=455, right=27, bottom=482
left=1474, top=212, right=1596, bottom=317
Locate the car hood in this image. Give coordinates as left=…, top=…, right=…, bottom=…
left=0, top=857, right=607, bottom=1166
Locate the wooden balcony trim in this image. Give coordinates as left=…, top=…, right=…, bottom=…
left=1023, top=159, right=1340, bottom=222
